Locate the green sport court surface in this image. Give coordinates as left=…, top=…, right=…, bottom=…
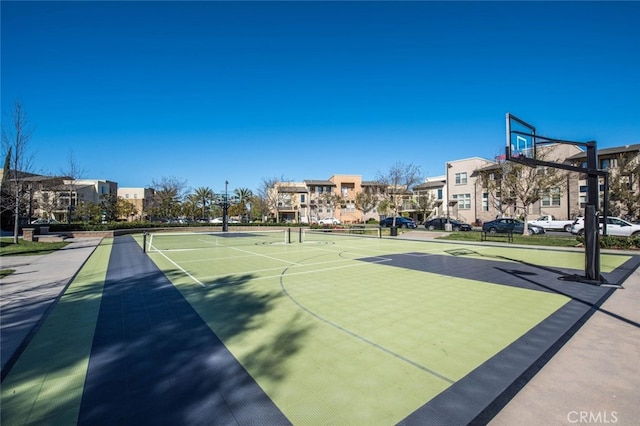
left=2, top=229, right=637, bottom=425
left=142, top=229, right=635, bottom=424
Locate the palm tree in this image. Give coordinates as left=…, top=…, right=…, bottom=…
left=192, top=186, right=215, bottom=219
left=234, top=187, right=253, bottom=221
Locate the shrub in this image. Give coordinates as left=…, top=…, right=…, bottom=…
left=576, top=235, right=640, bottom=249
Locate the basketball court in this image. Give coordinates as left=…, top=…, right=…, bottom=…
left=2, top=230, right=638, bottom=425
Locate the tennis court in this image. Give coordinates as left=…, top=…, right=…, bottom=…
left=140, top=228, right=637, bottom=424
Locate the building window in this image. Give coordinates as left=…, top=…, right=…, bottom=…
left=542, top=187, right=561, bottom=207
left=453, top=193, right=471, bottom=209
left=482, top=193, right=489, bottom=211
left=301, top=194, right=305, bottom=203
left=125, top=193, right=129, bottom=199
left=455, top=172, right=467, bottom=185
left=600, top=158, right=617, bottom=170
left=437, top=189, right=442, bottom=200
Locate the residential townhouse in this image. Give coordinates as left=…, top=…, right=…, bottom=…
left=567, top=143, right=640, bottom=220
left=269, top=143, right=613, bottom=226
left=7, top=143, right=637, bottom=227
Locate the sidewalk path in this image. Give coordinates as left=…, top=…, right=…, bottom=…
left=0, top=238, right=102, bottom=379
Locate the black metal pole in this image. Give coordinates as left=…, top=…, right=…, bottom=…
left=223, top=180, right=229, bottom=232
left=584, top=142, right=601, bottom=282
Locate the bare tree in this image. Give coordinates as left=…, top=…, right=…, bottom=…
left=413, top=191, right=436, bottom=222
left=1, top=101, right=35, bottom=243
left=258, top=176, right=286, bottom=222
left=60, top=150, right=86, bottom=223
left=476, top=154, right=567, bottom=235
left=376, top=162, right=423, bottom=228
left=148, top=176, right=188, bottom=220
left=355, top=190, right=379, bottom=221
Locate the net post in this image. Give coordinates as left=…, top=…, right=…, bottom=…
left=287, top=228, right=291, bottom=244
left=143, top=231, right=147, bottom=253
left=299, top=227, right=302, bottom=243
left=378, top=227, right=382, bottom=238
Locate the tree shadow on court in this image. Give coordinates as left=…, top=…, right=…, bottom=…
left=3, top=236, right=300, bottom=425
left=241, top=312, right=311, bottom=383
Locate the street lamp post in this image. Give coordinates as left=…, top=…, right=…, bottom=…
left=445, top=163, right=453, bottom=231
left=223, top=180, right=229, bottom=232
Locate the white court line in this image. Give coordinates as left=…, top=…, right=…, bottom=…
left=203, top=257, right=392, bottom=286
left=153, top=248, right=205, bottom=287
left=196, top=255, right=392, bottom=283
left=228, top=245, right=303, bottom=266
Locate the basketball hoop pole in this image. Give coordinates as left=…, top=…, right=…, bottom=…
left=584, top=142, right=601, bottom=282
left=505, top=114, right=607, bottom=284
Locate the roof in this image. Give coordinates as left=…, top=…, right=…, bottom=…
left=303, top=180, right=335, bottom=186
left=566, top=143, right=640, bottom=160
left=278, top=185, right=307, bottom=193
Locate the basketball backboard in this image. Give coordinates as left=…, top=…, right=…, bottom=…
left=506, top=113, right=536, bottom=160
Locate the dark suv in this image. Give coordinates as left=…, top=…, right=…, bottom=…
left=424, top=217, right=472, bottom=231
left=379, top=217, right=417, bottom=228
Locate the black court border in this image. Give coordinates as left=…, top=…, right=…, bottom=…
left=358, top=246, right=639, bottom=425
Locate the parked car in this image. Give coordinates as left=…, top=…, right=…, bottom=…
left=379, top=217, right=417, bottom=229
left=528, top=215, right=575, bottom=232
left=482, top=218, right=545, bottom=235
left=318, top=217, right=341, bottom=225
left=30, top=218, right=59, bottom=225
left=570, top=216, right=640, bottom=237
left=424, top=217, right=472, bottom=231
left=210, top=217, right=224, bottom=224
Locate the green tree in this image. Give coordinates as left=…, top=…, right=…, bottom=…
left=116, top=197, right=138, bottom=220
left=100, top=193, right=119, bottom=222
left=192, top=186, right=215, bottom=219
left=74, top=201, right=101, bottom=223
left=234, top=187, right=253, bottom=221
left=608, top=154, right=640, bottom=220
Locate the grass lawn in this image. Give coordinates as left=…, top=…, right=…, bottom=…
left=436, top=230, right=582, bottom=247
left=0, top=238, right=69, bottom=256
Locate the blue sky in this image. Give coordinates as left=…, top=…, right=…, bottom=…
left=2, top=1, right=639, bottom=194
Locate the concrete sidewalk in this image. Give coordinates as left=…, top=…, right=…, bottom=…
left=490, top=265, right=640, bottom=425
left=0, top=238, right=102, bottom=379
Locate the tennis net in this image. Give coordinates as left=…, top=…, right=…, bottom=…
left=147, top=229, right=289, bottom=252
left=301, top=226, right=381, bottom=243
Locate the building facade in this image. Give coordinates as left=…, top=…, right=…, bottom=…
left=118, top=187, right=155, bottom=221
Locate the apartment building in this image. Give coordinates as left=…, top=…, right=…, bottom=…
left=567, top=143, right=640, bottom=219
left=118, top=187, right=155, bottom=221
left=273, top=174, right=425, bottom=224
left=413, top=175, right=446, bottom=221
left=446, top=157, right=496, bottom=225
